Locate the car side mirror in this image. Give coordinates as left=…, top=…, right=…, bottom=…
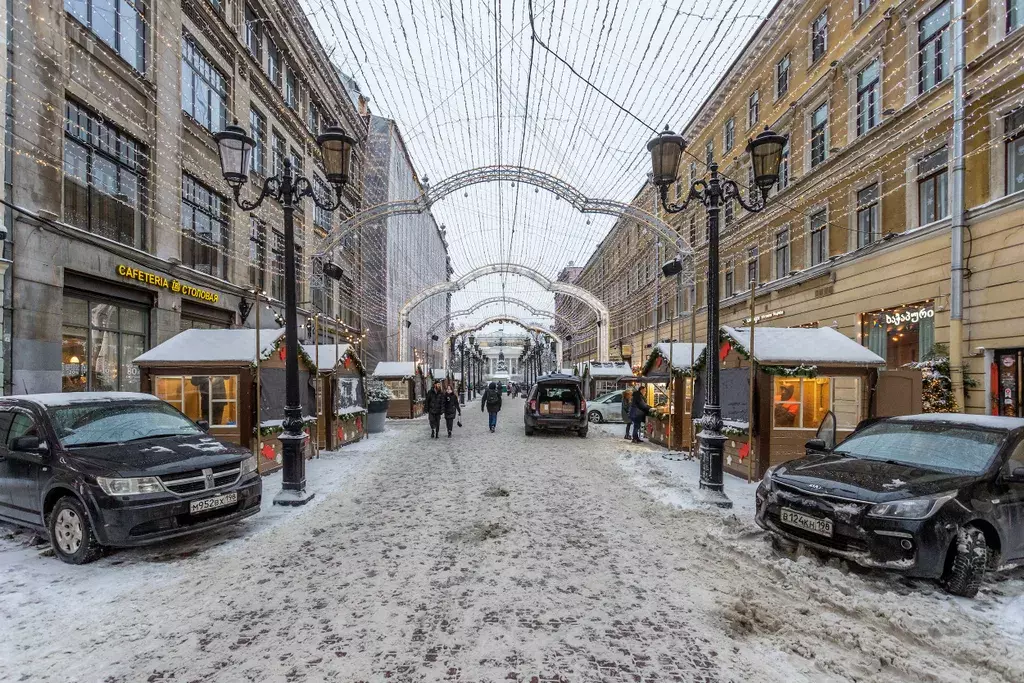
left=196, top=420, right=210, bottom=432
left=1012, top=467, right=1024, bottom=480
left=805, top=438, right=828, bottom=453
left=9, top=436, right=47, bottom=463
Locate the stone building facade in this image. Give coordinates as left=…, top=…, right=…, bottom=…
left=559, top=0, right=1024, bottom=415
left=6, top=0, right=367, bottom=394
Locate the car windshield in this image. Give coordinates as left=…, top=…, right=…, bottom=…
left=48, top=401, right=203, bottom=447
left=831, top=420, right=1006, bottom=475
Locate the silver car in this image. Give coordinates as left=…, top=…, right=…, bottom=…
left=587, top=390, right=626, bottom=423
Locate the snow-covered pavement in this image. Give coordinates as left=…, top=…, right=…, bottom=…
left=2, top=398, right=1023, bottom=682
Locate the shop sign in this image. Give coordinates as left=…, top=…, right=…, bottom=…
left=743, top=309, right=785, bottom=324
left=116, top=265, right=220, bottom=303
left=884, top=307, right=933, bottom=325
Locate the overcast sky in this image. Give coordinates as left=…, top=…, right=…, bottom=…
left=304, top=0, right=775, bottom=339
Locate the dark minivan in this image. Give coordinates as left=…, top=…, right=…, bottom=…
left=756, top=412, right=1024, bottom=597
left=524, top=374, right=588, bottom=437
left=0, top=393, right=262, bottom=564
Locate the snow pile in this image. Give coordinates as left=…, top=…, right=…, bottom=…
left=372, top=361, right=417, bottom=378
left=585, top=361, right=633, bottom=378
left=134, top=328, right=286, bottom=364
left=723, top=325, right=885, bottom=366
left=300, top=343, right=352, bottom=372
left=653, top=342, right=708, bottom=371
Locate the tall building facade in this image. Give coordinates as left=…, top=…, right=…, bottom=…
left=5, top=0, right=366, bottom=394
left=561, top=0, right=1024, bottom=415
left=361, top=115, right=450, bottom=368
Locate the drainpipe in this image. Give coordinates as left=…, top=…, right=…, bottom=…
left=949, top=0, right=966, bottom=410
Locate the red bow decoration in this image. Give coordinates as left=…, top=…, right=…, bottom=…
left=719, top=341, right=732, bottom=361
left=656, top=357, right=663, bottom=368
left=260, top=442, right=276, bottom=460
left=278, top=347, right=286, bottom=361
left=344, top=356, right=351, bottom=369
left=355, top=416, right=363, bottom=430
left=337, top=426, right=344, bottom=440
left=738, top=441, right=750, bottom=461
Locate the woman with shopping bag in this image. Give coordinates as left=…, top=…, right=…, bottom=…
left=443, top=382, right=462, bottom=438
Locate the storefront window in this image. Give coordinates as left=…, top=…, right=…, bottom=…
left=995, top=350, right=1022, bottom=417
left=773, top=377, right=841, bottom=429
left=385, top=380, right=408, bottom=400
left=62, top=295, right=147, bottom=392
left=861, top=301, right=935, bottom=369
left=154, top=375, right=239, bottom=426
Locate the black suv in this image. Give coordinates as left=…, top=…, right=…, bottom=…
left=0, top=393, right=262, bottom=564
left=756, top=412, right=1024, bottom=597
left=524, top=374, right=588, bottom=437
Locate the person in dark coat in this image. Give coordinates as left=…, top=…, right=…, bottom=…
left=621, top=388, right=633, bottom=440
left=443, top=383, right=461, bottom=437
left=629, top=387, right=651, bottom=443
left=481, top=381, right=502, bottom=432
left=426, top=379, right=445, bottom=438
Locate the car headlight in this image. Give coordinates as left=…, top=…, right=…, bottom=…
left=96, top=476, right=165, bottom=496
left=239, top=455, right=258, bottom=475
left=868, top=492, right=956, bottom=520
left=761, top=464, right=781, bottom=484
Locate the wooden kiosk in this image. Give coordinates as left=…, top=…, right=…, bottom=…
left=637, top=343, right=707, bottom=450
left=301, top=344, right=367, bottom=450
left=581, top=361, right=633, bottom=400
left=371, top=361, right=425, bottom=419
left=135, top=328, right=320, bottom=475
left=693, top=326, right=885, bottom=480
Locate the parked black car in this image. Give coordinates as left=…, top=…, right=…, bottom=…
left=755, top=411, right=1024, bottom=597
left=0, top=393, right=262, bottom=564
left=524, top=374, right=588, bottom=437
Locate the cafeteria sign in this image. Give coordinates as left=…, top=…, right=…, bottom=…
left=116, top=265, right=220, bottom=303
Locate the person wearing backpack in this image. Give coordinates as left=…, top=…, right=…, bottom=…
left=481, top=381, right=502, bottom=432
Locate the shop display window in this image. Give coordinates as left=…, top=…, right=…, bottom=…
left=385, top=380, right=409, bottom=400
left=154, top=375, right=239, bottom=427
left=62, top=294, right=147, bottom=392
left=773, top=376, right=854, bottom=429
left=861, top=301, right=935, bottom=369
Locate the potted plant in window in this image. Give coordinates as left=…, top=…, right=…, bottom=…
left=365, top=379, right=393, bottom=434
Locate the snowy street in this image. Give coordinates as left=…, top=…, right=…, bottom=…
left=2, top=397, right=1024, bottom=682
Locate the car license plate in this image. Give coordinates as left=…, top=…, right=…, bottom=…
left=190, top=492, right=238, bottom=514
left=779, top=507, right=833, bottom=538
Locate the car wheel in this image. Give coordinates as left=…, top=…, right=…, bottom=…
left=587, top=410, right=603, bottom=424
left=578, top=428, right=588, bottom=438
left=525, top=426, right=535, bottom=436
left=942, top=527, right=987, bottom=598
left=47, top=496, right=102, bottom=565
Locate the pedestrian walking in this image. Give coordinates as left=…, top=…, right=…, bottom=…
left=629, top=386, right=651, bottom=443
left=443, top=383, right=461, bottom=437
left=621, top=388, right=633, bottom=440
left=481, top=381, right=502, bottom=432
left=426, top=379, right=445, bottom=438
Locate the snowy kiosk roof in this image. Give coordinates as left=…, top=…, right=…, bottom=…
left=721, top=326, right=886, bottom=367
left=372, top=361, right=418, bottom=379
left=134, top=328, right=288, bottom=366
left=642, top=343, right=710, bottom=377
left=300, top=344, right=357, bottom=373
left=584, top=361, right=633, bottom=379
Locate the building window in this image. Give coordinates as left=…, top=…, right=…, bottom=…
left=705, top=140, right=714, bottom=168
left=748, top=90, right=759, bottom=128
left=1005, top=107, right=1024, bottom=194
left=862, top=302, right=936, bottom=367
left=919, top=2, right=951, bottom=94
left=858, top=0, right=875, bottom=16
left=773, top=377, right=835, bottom=429
left=182, top=34, right=227, bottom=133
left=267, top=38, right=281, bottom=87
left=811, top=10, right=828, bottom=63
left=313, top=175, right=333, bottom=233
left=181, top=174, right=229, bottom=278
left=688, top=213, right=697, bottom=246
left=245, top=5, right=261, bottom=59
left=723, top=199, right=735, bottom=228
left=285, top=67, right=297, bottom=109
left=155, top=375, right=239, bottom=427
left=64, top=0, right=145, bottom=72
left=856, top=59, right=880, bottom=136
left=776, top=53, right=790, bottom=98
left=63, top=100, right=147, bottom=249
left=308, top=100, right=321, bottom=135
left=1011, top=0, right=1024, bottom=32
left=724, top=118, right=735, bottom=152
left=689, top=162, right=697, bottom=185
left=272, top=131, right=285, bottom=177
left=271, top=230, right=285, bottom=300
left=810, top=102, right=829, bottom=168
left=249, top=108, right=266, bottom=176
left=724, top=261, right=734, bottom=298
left=857, top=183, right=880, bottom=246
left=249, top=216, right=265, bottom=290
left=747, top=247, right=759, bottom=289
left=62, top=294, right=147, bottom=393
left=776, top=138, right=790, bottom=192
left=775, top=227, right=790, bottom=279
left=809, top=209, right=827, bottom=265
left=918, top=147, right=949, bottom=224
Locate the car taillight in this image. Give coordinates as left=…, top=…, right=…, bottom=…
left=530, top=400, right=537, bottom=412
left=581, top=400, right=587, bottom=412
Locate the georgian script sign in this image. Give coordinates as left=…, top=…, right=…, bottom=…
left=116, top=264, right=221, bottom=303
left=884, top=307, right=934, bottom=326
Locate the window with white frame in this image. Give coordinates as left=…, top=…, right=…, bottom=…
left=688, top=212, right=697, bottom=246
left=65, top=0, right=145, bottom=73
left=917, top=147, right=949, bottom=224
left=249, top=108, right=266, bottom=176
left=856, top=59, right=880, bottom=136
left=809, top=209, right=827, bottom=265
left=689, top=162, right=697, bottom=184
left=811, top=10, right=828, bottom=63
left=245, top=5, right=261, bottom=59
left=1005, top=107, right=1024, bottom=194
left=182, top=33, right=227, bottom=133
left=313, top=175, right=333, bottom=233
left=1011, top=0, right=1024, bottom=32
left=724, top=260, right=734, bottom=297
left=776, top=137, right=790, bottom=192
left=724, top=118, right=735, bottom=152
left=747, top=246, right=759, bottom=289
left=776, top=53, right=791, bottom=98
left=308, top=100, right=321, bottom=135
left=775, top=227, right=790, bottom=279
left=857, top=183, right=880, bottom=247
left=285, top=67, right=297, bottom=109
left=724, top=198, right=735, bottom=227
left=748, top=90, right=759, bottom=128
left=918, top=2, right=951, bottom=94
left=705, top=140, right=714, bottom=167
left=810, top=102, right=829, bottom=168
left=267, top=38, right=281, bottom=87
left=773, top=377, right=846, bottom=429
left=858, top=0, right=875, bottom=16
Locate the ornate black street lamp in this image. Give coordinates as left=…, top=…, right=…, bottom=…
left=214, top=121, right=355, bottom=506
left=647, top=125, right=786, bottom=508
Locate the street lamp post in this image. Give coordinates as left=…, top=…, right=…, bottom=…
left=214, top=121, right=355, bottom=507
left=460, top=337, right=467, bottom=404
left=647, top=126, right=786, bottom=508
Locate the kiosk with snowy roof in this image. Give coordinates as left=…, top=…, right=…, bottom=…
left=580, top=361, right=634, bottom=400
left=371, top=361, right=426, bottom=419
left=301, top=343, right=367, bottom=450
left=638, top=343, right=709, bottom=449
left=135, top=328, right=319, bottom=474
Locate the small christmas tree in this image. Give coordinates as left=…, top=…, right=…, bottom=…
left=905, top=343, right=959, bottom=413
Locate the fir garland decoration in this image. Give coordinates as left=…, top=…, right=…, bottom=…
left=760, top=364, right=819, bottom=378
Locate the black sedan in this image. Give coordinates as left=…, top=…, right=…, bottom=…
left=0, top=393, right=262, bottom=564
left=755, top=412, right=1024, bottom=597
